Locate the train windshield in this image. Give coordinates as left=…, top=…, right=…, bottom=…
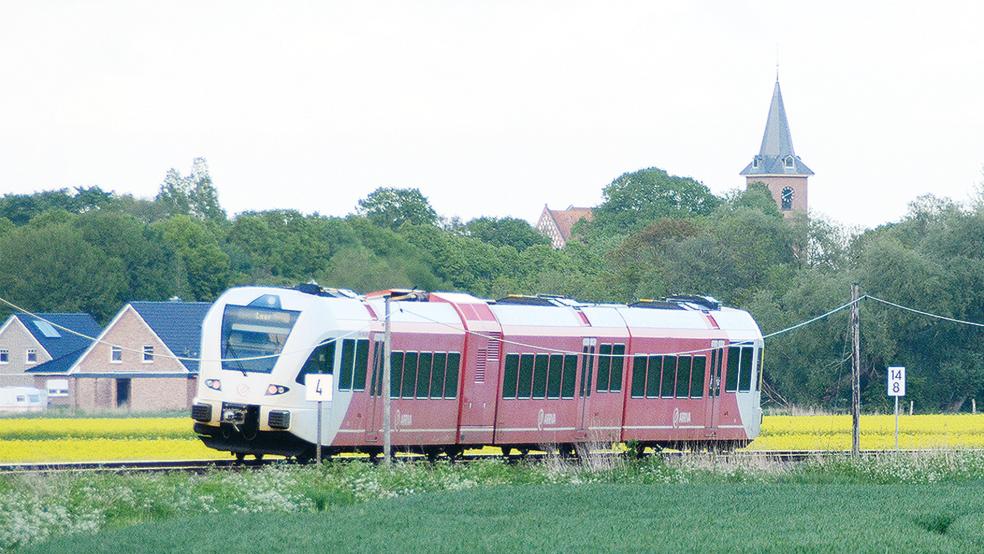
left=221, top=305, right=300, bottom=373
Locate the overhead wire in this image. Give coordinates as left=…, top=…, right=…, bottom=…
left=0, top=290, right=977, bottom=367
left=0, top=294, right=370, bottom=364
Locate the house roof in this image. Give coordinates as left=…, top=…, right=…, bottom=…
left=25, top=347, right=88, bottom=374
left=12, top=313, right=102, bottom=360
left=130, top=302, right=212, bottom=372
left=740, top=80, right=813, bottom=177
left=545, top=206, right=594, bottom=241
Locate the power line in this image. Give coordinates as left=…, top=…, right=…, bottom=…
left=396, top=296, right=862, bottom=358
left=866, top=295, right=984, bottom=328
left=0, top=294, right=370, bottom=364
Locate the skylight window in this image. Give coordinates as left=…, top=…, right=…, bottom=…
left=33, top=320, right=61, bottom=338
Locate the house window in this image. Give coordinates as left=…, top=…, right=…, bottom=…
left=0, top=349, right=8, bottom=364
left=26, top=349, right=37, bottom=364
left=143, top=345, right=154, bottom=363
left=46, top=379, right=69, bottom=397
left=111, top=346, right=123, bottom=363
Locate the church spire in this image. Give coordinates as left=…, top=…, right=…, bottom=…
left=740, top=79, right=813, bottom=177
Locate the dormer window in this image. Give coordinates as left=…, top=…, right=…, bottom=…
left=784, top=156, right=794, bottom=168
left=752, top=157, right=760, bottom=169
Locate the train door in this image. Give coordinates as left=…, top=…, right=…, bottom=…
left=575, top=338, right=597, bottom=436
left=705, top=340, right=725, bottom=430
left=365, top=338, right=384, bottom=442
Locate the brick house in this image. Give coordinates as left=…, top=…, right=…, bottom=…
left=536, top=205, right=594, bottom=249
left=33, top=301, right=211, bottom=412
left=0, top=313, right=101, bottom=401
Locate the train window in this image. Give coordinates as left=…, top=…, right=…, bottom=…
left=725, top=347, right=741, bottom=392
left=579, top=346, right=595, bottom=398
left=631, top=356, right=647, bottom=398
left=402, top=352, right=419, bottom=398
left=738, top=347, right=754, bottom=392
left=221, top=305, right=300, bottom=373
left=294, top=342, right=336, bottom=385
left=445, top=352, right=461, bottom=398
left=547, top=354, right=563, bottom=398
left=502, top=354, right=519, bottom=399
left=353, top=340, right=369, bottom=391
left=532, top=354, right=549, bottom=398
left=646, top=355, right=662, bottom=398
left=338, top=340, right=356, bottom=390
left=691, top=356, right=706, bottom=398
left=517, top=354, right=535, bottom=398
left=432, top=353, right=448, bottom=399
left=675, top=356, right=691, bottom=398
left=389, top=352, right=404, bottom=398
left=610, top=345, right=625, bottom=392
left=416, top=353, right=433, bottom=398
left=661, top=356, right=676, bottom=398
left=370, top=342, right=379, bottom=395
left=596, top=345, right=612, bottom=392
left=562, top=355, right=577, bottom=398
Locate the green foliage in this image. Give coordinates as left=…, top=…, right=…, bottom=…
left=154, top=158, right=226, bottom=222
left=155, top=215, right=231, bottom=301
left=0, top=186, right=113, bottom=226
left=590, top=167, right=720, bottom=235
left=357, top=187, right=438, bottom=230
left=0, top=221, right=126, bottom=321
left=463, top=216, right=549, bottom=251
left=19, top=454, right=984, bottom=553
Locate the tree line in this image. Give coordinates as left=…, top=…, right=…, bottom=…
left=0, top=159, right=981, bottom=411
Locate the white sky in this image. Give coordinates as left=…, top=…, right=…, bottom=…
left=2, top=1, right=982, bottom=229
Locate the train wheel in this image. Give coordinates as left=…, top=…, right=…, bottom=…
left=254, top=453, right=264, bottom=461
left=234, top=452, right=246, bottom=463
left=444, top=446, right=463, bottom=462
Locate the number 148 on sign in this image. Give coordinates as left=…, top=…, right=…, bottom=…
left=887, top=366, right=905, bottom=397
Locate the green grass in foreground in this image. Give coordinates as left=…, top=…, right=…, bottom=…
left=26, top=482, right=984, bottom=553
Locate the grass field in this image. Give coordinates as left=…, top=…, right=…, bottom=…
left=2, top=414, right=984, bottom=463
left=7, top=455, right=984, bottom=553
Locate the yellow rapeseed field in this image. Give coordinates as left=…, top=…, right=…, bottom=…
left=1, top=414, right=983, bottom=462
left=748, top=414, right=984, bottom=450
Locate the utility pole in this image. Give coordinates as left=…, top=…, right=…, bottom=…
left=851, top=283, right=861, bottom=457
left=382, top=294, right=392, bottom=465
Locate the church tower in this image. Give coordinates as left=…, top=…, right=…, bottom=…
left=740, top=80, right=813, bottom=217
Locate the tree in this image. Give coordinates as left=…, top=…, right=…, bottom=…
left=463, top=216, right=549, bottom=251
left=156, top=215, right=231, bottom=300
left=357, top=187, right=438, bottom=230
left=590, top=167, right=720, bottom=235
left=0, top=222, right=126, bottom=321
left=155, top=158, right=226, bottom=222
left=0, top=187, right=113, bottom=225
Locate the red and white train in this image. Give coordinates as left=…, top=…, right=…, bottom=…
left=192, top=285, right=764, bottom=459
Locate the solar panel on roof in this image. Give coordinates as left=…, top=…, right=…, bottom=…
left=33, top=320, right=61, bottom=338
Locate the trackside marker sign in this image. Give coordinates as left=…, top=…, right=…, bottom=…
left=305, top=374, right=333, bottom=402
left=887, top=366, right=906, bottom=397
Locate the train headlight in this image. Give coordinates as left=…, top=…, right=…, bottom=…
left=265, top=384, right=290, bottom=396
left=205, top=379, right=222, bottom=391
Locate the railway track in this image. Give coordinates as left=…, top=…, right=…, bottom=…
left=0, top=449, right=960, bottom=474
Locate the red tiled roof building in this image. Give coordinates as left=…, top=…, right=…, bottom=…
left=536, top=205, right=594, bottom=249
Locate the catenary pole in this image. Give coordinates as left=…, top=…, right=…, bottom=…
left=383, top=294, right=392, bottom=465
left=851, top=283, right=861, bottom=457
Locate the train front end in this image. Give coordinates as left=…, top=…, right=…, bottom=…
left=191, top=286, right=369, bottom=459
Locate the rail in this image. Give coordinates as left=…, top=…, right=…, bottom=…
left=2, top=449, right=974, bottom=474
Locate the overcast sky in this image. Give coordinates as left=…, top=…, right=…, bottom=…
left=2, top=1, right=982, bottom=228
